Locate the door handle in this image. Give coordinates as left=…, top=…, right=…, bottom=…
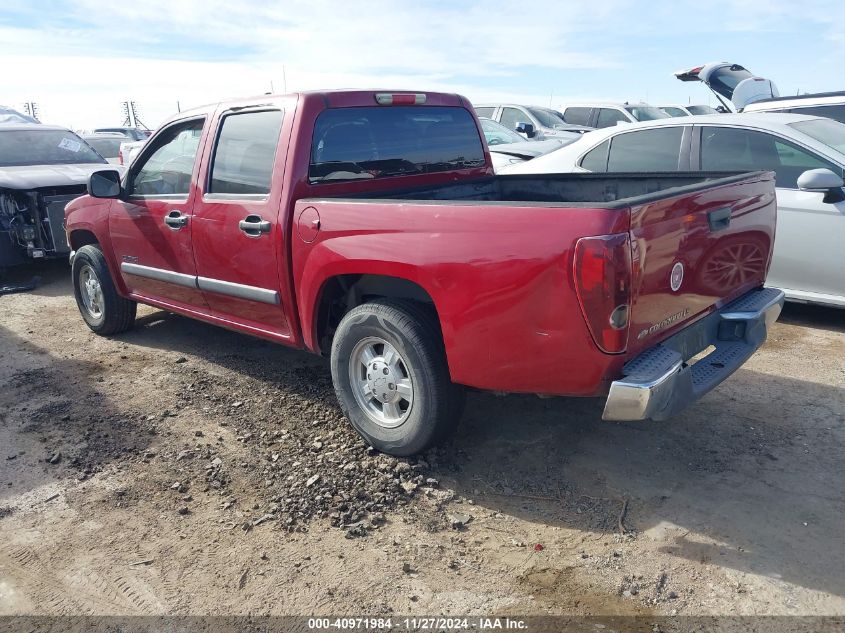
left=239, top=214, right=272, bottom=237
left=164, top=210, right=189, bottom=229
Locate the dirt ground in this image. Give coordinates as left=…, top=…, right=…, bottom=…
left=0, top=260, right=843, bottom=618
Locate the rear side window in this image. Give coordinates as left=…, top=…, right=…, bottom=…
left=563, top=107, right=592, bottom=126
left=596, top=108, right=629, bottom=128
left=607, top=127, right=684, bottom=171
left=209, top=110, right=283, bottom=195
left=474, top=107, right=496, bottom=119
left=580, top=140, right=609, bottom=172
left=310, top=106, right=485, bottom=183
left=787, top=104, right=845, bottom=124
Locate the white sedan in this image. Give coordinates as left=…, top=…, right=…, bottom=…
left=502, top=113, right=845, bottom=308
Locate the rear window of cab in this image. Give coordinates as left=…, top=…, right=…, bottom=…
left=309, top=106, right=486, bottom=183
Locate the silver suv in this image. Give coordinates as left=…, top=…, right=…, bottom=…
left=473, top=103, right=591, bottom=140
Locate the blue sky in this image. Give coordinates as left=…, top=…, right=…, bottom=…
left=2, top=0, right=843, bottom=129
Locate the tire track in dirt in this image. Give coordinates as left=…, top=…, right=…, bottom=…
left=0, top=544, right=169, bottom=614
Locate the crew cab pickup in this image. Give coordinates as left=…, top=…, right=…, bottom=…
left=65, top=90, right=784, bottom=456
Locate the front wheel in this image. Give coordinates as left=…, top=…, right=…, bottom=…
left=72, top=244, right=137, bottom=335
left=330, top=299, right=463, bottom=456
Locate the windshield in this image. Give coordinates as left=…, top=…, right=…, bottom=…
left=528, top=107, right=568, bottom=129
left=625, top=106, right=670, bottom=121
left=687, top=105, right=717, bottom=115
left=480, top=118, right=525, bottom=145
left=789, top=119, right=845, bottom=156
left=310, top=106, right=486, bottom=183
left=0, top=129, right=106, bottom=166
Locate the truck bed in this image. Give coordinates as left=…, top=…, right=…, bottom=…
left=294, top=169, right=776, bottom=396
left=335, top=172, right=765, bottom=207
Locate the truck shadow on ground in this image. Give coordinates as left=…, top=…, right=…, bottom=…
left=778, top=301, right=845, bottom=334
left=115, top=304, right=845, bottom=601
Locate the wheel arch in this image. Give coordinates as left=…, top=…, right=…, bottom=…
left=311, top=273, right=444, bottom=357
left=68, top=228, right=100, bottom=250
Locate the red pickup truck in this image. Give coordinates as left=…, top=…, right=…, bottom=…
left=65, top=90, right=784, bottom=455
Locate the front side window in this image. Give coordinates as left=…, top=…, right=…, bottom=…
left=562, top=107, right=592, bottom=126
left=130, top=118, right=204, bottom=197
left=209, top=110, right=283, bottom=195
left=661, top=107, right=688, bottom=118
left=596, top=108, right=629, bottom=128
left=309, top=106, right=485, bottom=183
left=499, top=107, right=528, bottom=130
left=607, top=127, right=684, bottom=171
left=700, top=126, right=840, bottom=189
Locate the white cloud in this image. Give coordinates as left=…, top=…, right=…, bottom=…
left=2, top=0, right=630, bottom=129
left=3, top=0, right=844, bottom=129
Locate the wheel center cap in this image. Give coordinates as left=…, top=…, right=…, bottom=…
left=367, top=360, right=397, bottom=402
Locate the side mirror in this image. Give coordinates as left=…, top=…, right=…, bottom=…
left=88, top=169, right=122, bottom=198
left=515, top=122, right=536, bottom=138
left=797, top=168, right=845, bottom=203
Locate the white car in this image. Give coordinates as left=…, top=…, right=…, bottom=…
left=118, top=139, right=147, bottom=166
left=502, top=113, right=845, bottom=308
left=558, top=102, right=670, bottom=129
left=658, top=104, right=719, bottom=117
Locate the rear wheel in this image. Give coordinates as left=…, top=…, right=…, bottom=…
left=330, top=299, right=463, bottom=456
left=72, top=244, right=136, bottom=335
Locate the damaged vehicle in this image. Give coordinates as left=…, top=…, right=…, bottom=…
left=675, top=62, right=845, bottom=125
left=0, top=125, right=111, bottom=271
left=674, top=62, right=780, bottom=112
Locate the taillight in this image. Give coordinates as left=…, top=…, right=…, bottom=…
left=118, top=149, right=124, bottom=165
left=573, top=233, right=632, bottom=354
left=374, top=93, right=426, bottom=105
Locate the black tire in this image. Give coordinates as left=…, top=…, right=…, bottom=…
left=72, top=244, right=136, bottom=335
left=330, top=299, right=464, bottom=456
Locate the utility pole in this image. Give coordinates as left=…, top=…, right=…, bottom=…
left=121, top=101, right=149, bottom=130
left=23, top=102, right=40, bottom=122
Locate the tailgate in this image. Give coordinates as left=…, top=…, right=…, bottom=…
left=626, top=171, right=776, bottom=354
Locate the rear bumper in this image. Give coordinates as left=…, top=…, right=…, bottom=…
left=603, top=287, right=784, bottom=421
